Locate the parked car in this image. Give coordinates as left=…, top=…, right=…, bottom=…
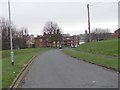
left=71, top=45, right=75, bottom=48
left=59, top=45, right=62, bottom=49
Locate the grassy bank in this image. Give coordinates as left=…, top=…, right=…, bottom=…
left=2, top=48, right=50, bottom=88
left=75, top=38, right=118, bottom=57
left=64, top=38, right=119, bottom=71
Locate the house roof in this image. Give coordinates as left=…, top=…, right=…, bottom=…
left=114, top=28, right=120, bottom=33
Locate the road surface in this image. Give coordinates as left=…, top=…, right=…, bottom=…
left=22, top=49, right=118, bottom=88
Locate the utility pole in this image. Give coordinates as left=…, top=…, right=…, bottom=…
left=85, top=30, right=88, bottom=42
left=8, top=0, right=14, bottom=65
left=87, top=4, right=91, bottom=42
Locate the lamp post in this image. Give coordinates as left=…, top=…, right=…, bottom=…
left=8, top=0, right=14, bottom=65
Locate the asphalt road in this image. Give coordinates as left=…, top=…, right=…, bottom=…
left=22, top=49, right=118, bottom=88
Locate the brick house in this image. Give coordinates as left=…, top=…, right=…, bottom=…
left=62, top=34, right=71, bottom=46
left=35, top=33, right=79, bottom=48
left=70, top=35, right=80, bottom=47
left=35, top=35, right=50, bottom=48
left=62, top=34, right=79, bottom=47
left=34, top=36, right=43, bottom=48
left=113, top=28, right=120, bottom=38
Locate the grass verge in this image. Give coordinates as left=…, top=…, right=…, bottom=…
left=2, top=48, right=50, bottom=88
left=63, top=38, right=119, bottom=71
left=63, top=49, right=118, bottom=71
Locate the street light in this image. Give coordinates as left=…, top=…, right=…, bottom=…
left=8, top=0, right=14, bottom=65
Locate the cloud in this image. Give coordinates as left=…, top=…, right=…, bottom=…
left=1, top=1, right=118, bottom=36
left=1, top=0, right=119, bottom=3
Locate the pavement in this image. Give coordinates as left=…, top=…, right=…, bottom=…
left=22, top=49, right=118, bottom=88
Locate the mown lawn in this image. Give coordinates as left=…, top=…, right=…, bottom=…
left=2, top=48, right=50, bottom=88
left=63, top=38, right=119, bottom=71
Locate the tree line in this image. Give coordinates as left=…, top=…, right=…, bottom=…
left=85, top=28, right=112, bottom=42
left=0, top=18, right=63, bottom=50
left=0, top=17, right=28, bottom=50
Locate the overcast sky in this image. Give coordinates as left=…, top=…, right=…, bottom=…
left=0, top=0, right=119, bottom=36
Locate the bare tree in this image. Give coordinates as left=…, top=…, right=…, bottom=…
left=20, top=27, right=28, bottom=48
left=0, top=17, right=28, bottom=50
left=0, top=17, right=11, bottom=50
left=53, top=28, right=63, bottom=47
left=91, top=28, right=112, bottom=41
left=43, top=21, right=62, bottom=47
